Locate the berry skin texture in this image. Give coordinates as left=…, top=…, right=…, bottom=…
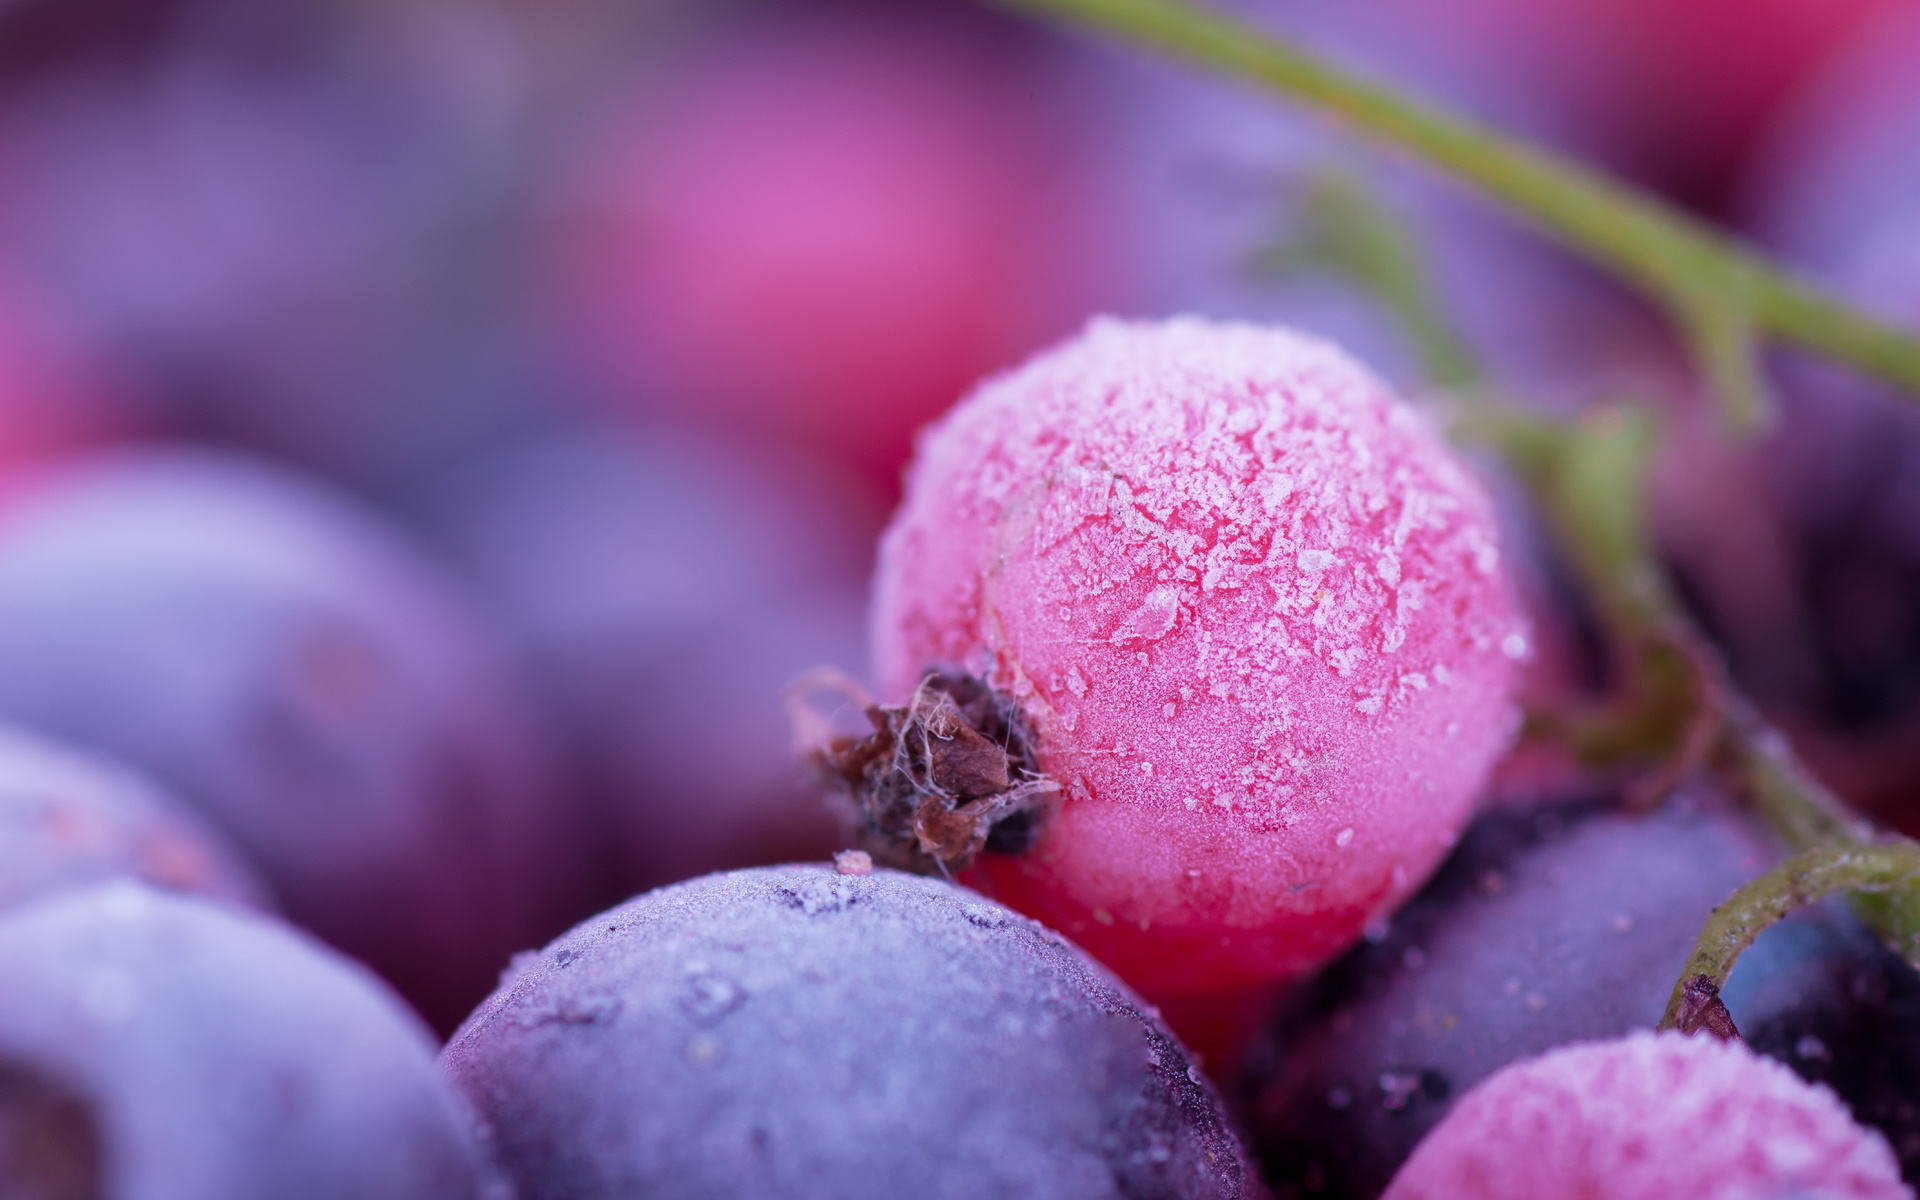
left=872, top=317, right=1522, bottom=1007
left=0, top=882, right=490, bottom=1200
left=0, top=722, right=269, bottom=914
left=442, top=864, right=1263, bottom=1200
left=1382, top=1030, right=1911, bottom=1200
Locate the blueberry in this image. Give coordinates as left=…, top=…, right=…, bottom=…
left=1247, top=790, right=1920, bottom=1195
left=0, top=448, right=575, bottom=1029
left=443, top=864, right=1262, bottom=1199
left=0, top=721, right=269, bottom=912
left=0, top=882, right=492, bottom=1199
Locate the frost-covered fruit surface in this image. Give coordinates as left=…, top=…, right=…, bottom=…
left=0, top=722, right=269, bottom=913
left=0, top=882, right=489, bottom=1200
left=442, top=864, right=1264, bottom=1200
left=872, top=317, right=1523, bottom=1014
left=412, top=424, right=871, bottom=897
left=1249, top=789, right=1920, bottom=1194
left=1381, top=1030, right=1911, bottom=1200
left=0, top=448, right=572, bottom=1031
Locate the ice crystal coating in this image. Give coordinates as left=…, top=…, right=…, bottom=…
left=871, top=317, right=1522, bottom=999
left=443, top=864, right=1262, bottom=1200
left=1383, top=1030, right=1911, bottom=1200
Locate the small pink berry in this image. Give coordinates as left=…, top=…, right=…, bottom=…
left=1384, top=1030, right=1909, bottom=1199
left=870, top=317, right=1521, bottom=1034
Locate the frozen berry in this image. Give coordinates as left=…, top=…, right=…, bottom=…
left=0, top=882, right=489, bottom=1199
left=1381, top=1030, right=1909, bottom=1199
left=0, top=721, right=268, bottom=912
left=1249, top=789, right=1920, bottom=1193
left=539, top=4, right=1122, bottom=495
left=412, top=424, right=874, bottom=896
left=0, top=447, right=573, bottom=1030
left=870, top=317, right=1522, bottom=1033
left=442, top=864, right=1262, bottom=1199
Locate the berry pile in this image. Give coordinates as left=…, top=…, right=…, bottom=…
left=0, top=0, right=1915, bottom=1196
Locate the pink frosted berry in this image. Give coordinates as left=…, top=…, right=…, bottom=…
left=1384, top=1030, right=1910, bottom=1199
left=870, top=316, right=1522, bottom=1023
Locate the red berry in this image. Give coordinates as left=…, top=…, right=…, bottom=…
left=539, top=7, right=1122, bottom=496
left=871, top=317, right=1522, bottom=1028
left=1383, top=1030, right=1908, bottom=1199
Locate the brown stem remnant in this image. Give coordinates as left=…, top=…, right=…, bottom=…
left=788, top=668, right=1059, bottom=876
left=1672, top=974, right=1743, bottom=1042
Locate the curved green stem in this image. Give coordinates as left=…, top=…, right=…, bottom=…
left=1658, top=843, right=1920, bottom=1032
left=990, top=0, right=1920, bottom=423
left=1090, top=11, right=1920, bottom=975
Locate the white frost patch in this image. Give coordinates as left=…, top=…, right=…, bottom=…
left=1297, top=548, right=1337, bottom=575
left=1111, top=584, right=1183, bottom=644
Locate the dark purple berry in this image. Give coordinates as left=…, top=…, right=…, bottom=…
left=1246, top=790, right=1920, bottom=1195
left=0, top=447, right=576, bottom=1029
left=443, top=864, right=1262, bottom=1200
left=0, top=882, right=491, bottom=1199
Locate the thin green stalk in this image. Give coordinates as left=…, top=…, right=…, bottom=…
left=991, top=0, right=1920, bottom=427
left=1659, top=843, right=1920, bottom=1032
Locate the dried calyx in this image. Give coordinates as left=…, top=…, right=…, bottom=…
left=793, top=670, right=1058, bottom=875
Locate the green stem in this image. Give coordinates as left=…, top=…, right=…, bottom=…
left=1658, top=842, right=1920, bottom=1031
left=1089, top=15, right=1920, bottom=973
left=990, top=0, right=1920, bottom=423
